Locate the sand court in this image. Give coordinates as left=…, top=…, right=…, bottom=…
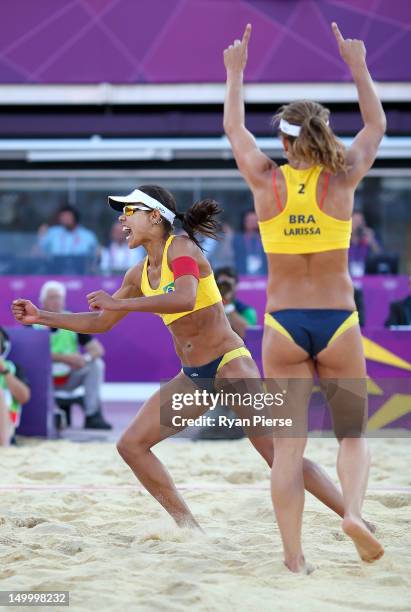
left=0, top=436, right=410, bottom=611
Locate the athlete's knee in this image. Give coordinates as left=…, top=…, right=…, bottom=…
left=116, top=432, right=150, bottom=461
left=340, top=436, right=370, bottom=457
left=323, top=379, right=368, bottom=439
left=250, top=435, right=273, bottom=467
left=273, top=437, right=306, bottom=462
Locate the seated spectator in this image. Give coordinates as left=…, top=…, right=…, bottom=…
left=215, top=266, right=258, bottom=339
left=353, top=287, right=365, bottom=328
left=208, top=221, right=235, bottom=268
left=0, top=327, right=30, bottom=446
left=384, top=276, right=411, bottom=327
left=37, top=205, right=99, bottom=259
left=234, top=211, right=267, bottom=275
left=349, top=211, right=381, bottom=277
left=37, top=281, right=111, bottom=430
left=100, top=222, right=145, bottom=274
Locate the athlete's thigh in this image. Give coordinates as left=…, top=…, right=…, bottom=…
left=216, top=357, right=274, bottom=463
left=316, top=325, right=367, bottom=438
left=120, top=371, right=210, bottom=447
left=263, top=326, right=314, bottom=439
left=316, top=324, right=366, bottom=378
left=215, top=354, right=271, bottom=441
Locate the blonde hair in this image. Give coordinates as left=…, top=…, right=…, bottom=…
left=273, top=100, right=347, bottom=174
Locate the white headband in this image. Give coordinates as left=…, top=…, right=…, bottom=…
left=280, top=117, right=330, bottom=138
left=108, top=189, right=176, bottom=224
left=280, top=118, right=301, bottom=137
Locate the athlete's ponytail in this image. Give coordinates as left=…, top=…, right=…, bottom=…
left=139, top=184, right=222, bottom=249
left=273, top=100, right=347, bottom=174
left=174, top=199, right=222, bottom=249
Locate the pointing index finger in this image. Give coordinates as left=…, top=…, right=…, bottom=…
left=242, top=23, right=252, bottom=46
left=332, top=21, right=344, bottom=44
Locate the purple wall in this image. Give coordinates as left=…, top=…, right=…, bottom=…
left=1, top=274, right=410, bottom=382
left=0, top=1, right=409, bottom=83
left=7, top=326, right=55, bottom=437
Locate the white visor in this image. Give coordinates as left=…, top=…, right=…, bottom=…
left=279, top=117, right=330, bottom=138
left=108, top=189, right=175, bottom=224
left=279, top=118, right=301, bottom=137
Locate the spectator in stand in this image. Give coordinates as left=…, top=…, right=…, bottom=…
left=208, top=221, right=235, bottom=268
left=353, top=287, right=365, bottom=328
left=384, top=276, right=411, bottom=327
left=0, top=327, right=31, bottom=446
left=234, top=210, right=267, bottom=275
left=349, top=211, right=381, bottom=277
left=215, top=266, right=258, bottom=339
left=100, top=222, right=145, bottom=274
left=37, top=205, right=99, bottom=259
left=37, top=281, right=111, bottom=430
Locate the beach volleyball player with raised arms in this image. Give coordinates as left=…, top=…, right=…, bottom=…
left=224, top=22, right=385, bottom=571
left=13, top=185, right=363, bottom=529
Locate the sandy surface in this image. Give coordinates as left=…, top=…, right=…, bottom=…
left=0, top=436, right=410, bottom=612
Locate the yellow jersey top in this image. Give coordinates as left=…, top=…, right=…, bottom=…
left=258, top=164, right=352, bottom=254
left=140, top=235, right=222, bottom=326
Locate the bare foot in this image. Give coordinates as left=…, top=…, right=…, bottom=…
left=175, top=514, right=202, bottom=530
left=342, top=516, right=384, bottom=563
left=284, top=556, right=315, bottom=575
left=178, top=520, right=203, bottom=531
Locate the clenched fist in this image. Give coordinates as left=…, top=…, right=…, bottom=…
left=224, top=23, right=252, bottom=74
left=11, top=299, right=40, bottom=325
left=87, top=290, right=120, bottom=311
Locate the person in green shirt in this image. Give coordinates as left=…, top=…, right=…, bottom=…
left=38, top=281, right=111, bottom=430
left=215, top=266, right=258, bottom=339
left=0, top=328, right=31, bottom=447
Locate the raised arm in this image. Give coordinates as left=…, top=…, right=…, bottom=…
left=87, top=238, right=200, bottom=315
left=11, top=263, right=143, bottom=333
left=223, top=24, right=273, bottom=189
left=332, top=22, right=386, bottom=186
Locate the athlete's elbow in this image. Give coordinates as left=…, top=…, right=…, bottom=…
left=180, top=295, right=196, bottom=312
left=367, top=115, right=386, bottom=138
left=97, top=323, right=113, bottom=333
left=379, top=114, right=387, bottom=135
left=223, top=120, right=233, bottom=135
left=223, top=120, right=242, bottom=137
left=91, top=321, right=112, bottom=333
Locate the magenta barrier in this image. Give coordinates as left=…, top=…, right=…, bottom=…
left=246, top=327, right=411, bottom=431
left=1, top=275, right=410, bottom=382
left=236, top=275, right=410, bottom=330
left=2, top=276, right=179, bottom=382
left=6, top=326, right=55, bottom=437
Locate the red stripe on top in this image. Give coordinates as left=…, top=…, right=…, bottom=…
left=319, top=172, right=330, bottom=210
left=272, top=168, right=283, bottom=212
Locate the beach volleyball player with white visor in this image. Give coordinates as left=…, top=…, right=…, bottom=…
left=12, top=184, right=370, bottom=530
left=224, top=22, right=385, bottom=571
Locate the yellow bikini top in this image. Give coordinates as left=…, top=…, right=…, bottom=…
left=258, top=164, right=352, bottom=254
left=140, top=235, right=222, bottom=326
